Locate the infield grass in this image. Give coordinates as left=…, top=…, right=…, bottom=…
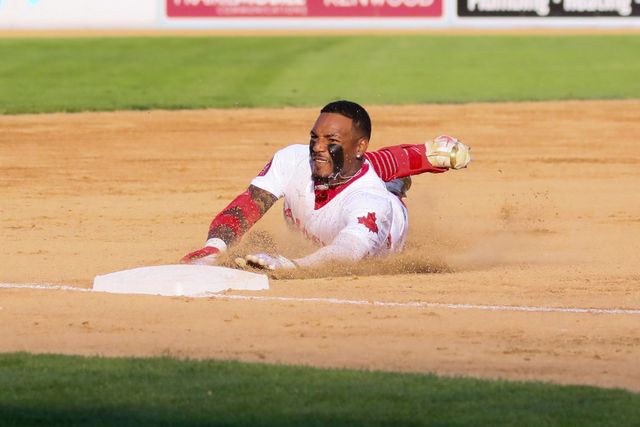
left=0, top=353, right=638, bottom=426
left=1, top=35, right=639, bottom=114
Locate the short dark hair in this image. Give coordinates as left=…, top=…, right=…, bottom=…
left=321, top=100, right=371, bottom=140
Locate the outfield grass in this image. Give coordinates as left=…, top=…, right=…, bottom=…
left=1, top=35, right=639, bottom=114
left=0, top=353, right=638, bottom=426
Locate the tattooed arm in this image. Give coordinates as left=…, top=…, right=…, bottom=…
left=207, top=185, right=278, bottom=245
left=181, top=185, right=277, bottom=264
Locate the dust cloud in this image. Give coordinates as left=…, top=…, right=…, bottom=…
left=220, top=186, right=568, bottom=279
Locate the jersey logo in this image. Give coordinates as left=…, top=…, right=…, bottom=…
left=357, top=212, right=379, bottom=234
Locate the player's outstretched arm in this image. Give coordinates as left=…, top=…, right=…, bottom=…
left=181, top=185, right=277, bottom=265
left=238, top=228, right=372, bottom=270
left=237, top=233, right=370, bottom=270
left=294, top=233, right=370, bottom=267
left=239, top=196, right=393, bottom=271
left=365, top=135, right=471, bottom=182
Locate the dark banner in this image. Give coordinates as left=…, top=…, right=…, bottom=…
left=458, top=0, right=640, bottom=17
left=167, top=0, right=443, bottom=18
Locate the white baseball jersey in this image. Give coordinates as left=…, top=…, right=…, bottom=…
left=251, top=144, right=408, bottom=264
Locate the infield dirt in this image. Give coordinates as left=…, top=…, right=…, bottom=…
left=1, top=101, right=639, bottom=390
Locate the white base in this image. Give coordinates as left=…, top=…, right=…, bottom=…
left=92, top=265, right=269, bottom=297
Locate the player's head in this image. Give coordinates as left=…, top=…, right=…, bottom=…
left=320, top=100, right=372, bottom=141
left=310, top=100, right=371, bottom=184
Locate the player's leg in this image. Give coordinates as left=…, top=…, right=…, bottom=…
left=385, top=176, right=412, bottom=198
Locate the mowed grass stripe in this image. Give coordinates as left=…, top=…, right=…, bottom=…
left=0, top=353, right=638, bottom=426
left=1, top=35, right=639, bottom=114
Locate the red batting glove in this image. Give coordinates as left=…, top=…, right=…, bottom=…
left=181, top=246, right=220, bottom=265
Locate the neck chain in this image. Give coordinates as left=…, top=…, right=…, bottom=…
left=315, top=166, right=362, bottom=191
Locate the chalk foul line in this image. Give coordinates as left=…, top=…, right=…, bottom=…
left=205, top=294, right=640, bottom=315
left=1, top=282, right=639, bottom=315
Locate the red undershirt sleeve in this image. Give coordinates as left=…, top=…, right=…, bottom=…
left=365, top=144, right=447, bottom=181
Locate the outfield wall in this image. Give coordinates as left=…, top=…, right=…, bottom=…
left=0, top=0, right=638, bottom=29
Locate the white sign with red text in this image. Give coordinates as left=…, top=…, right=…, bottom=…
left=167, top=0, right=443, bottom=17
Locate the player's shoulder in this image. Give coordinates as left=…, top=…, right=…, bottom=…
left=275, top=144, right=309, bottom=160
left=272, top=144, right=309, bottom=167
left=355, top=163, right=391, bottom=192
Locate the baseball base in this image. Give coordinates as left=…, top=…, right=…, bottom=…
left=93, top=264, right=269, bottom=297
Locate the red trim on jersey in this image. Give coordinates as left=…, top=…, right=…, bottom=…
left=365, top=144, right=447, bottom=181
left=314, top=163, right=370, bottom=210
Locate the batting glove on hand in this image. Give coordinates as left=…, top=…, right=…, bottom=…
left=236, top=253, right=297, bottom=271
left=425, top=135, right=471, bottom=170
left=181, top=238, right=227, bottom=265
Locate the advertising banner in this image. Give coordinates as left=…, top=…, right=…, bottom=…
left=458, top=0, right=640, bottom=17
left=167, top=0, right=443, bottom=18
left=0, top=0, right=157, bottom=27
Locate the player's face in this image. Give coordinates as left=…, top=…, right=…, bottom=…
left=309, top=112, right=364, bottom=180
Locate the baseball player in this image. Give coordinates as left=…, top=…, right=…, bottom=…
left=182, top=100, right=470, bottom=270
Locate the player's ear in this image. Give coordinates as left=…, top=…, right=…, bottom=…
left=356, top=137, right=369, bottom=159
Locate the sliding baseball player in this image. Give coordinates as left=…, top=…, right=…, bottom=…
left=182, top=100, right=470, bottom=270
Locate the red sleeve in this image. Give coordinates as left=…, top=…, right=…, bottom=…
left=365, top=144, right=447, bottom=182
left=208, top=189, right=264, bottom=244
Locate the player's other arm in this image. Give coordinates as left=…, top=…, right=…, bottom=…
left=241, top=224, right=380, bottom=270
left=243, top=196, right=392, bottom=270
left=294, top=201, right=391, bottom=267
left=292, top=231, right=372, bottom=268
left=365, top=135, right=471, bottom=182
left=181, top=185, right=277, bottom=264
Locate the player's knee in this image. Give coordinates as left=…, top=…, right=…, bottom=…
left=385, top=177, right=412, bottom=198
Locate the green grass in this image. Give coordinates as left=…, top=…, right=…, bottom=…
left=1, top=35, right=639, bottom=114
left=0, top=353, right=638, bottom=426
